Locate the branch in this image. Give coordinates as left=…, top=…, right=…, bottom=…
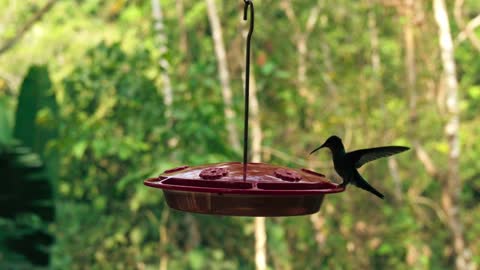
left=454, top=0, right=480, bottom=52
left=454, top=0, right=466, bottom=35
left=377, top=0, right=403, bottom=7
left=0, top=69, right=21, bottom=93
left=413, top=141, right=439, bottom=178
left=280, top=0, right=322, bottom=37
left=412, top=195, right=447, bottom=225
left=310, top=213, right=327, bottom=248
left=279, top=0, right=301, bottom=37
left=376, top=0, right=407, bottom=15
left=305, top=2, right=321, bottom=35
left=456, top=15, right=480, bottom=50
left=0, top=0, right=58, bottom=55
left=388, top=158, right=403, bottom=202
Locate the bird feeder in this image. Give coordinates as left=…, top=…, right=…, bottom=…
left=144, top=0, right=345, bottom=216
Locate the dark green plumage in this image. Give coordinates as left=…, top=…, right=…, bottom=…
left=310, top=135, right=409, bottom=199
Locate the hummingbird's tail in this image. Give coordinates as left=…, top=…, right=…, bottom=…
left=352, top=170, right=384, bottom=199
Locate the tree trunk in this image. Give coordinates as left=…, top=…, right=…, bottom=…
left=433, top=1, right=474, bottom=269
left=250, top=74, right=262, bottom=165
left=369, top=9, right=381, bottom=81
left=280, top=0, right=321, bottom=127
left=404, top=0, right=417, bottom=129
left=404, top=0, right=418, bottom=204
left=250, top=73, right=266, bottom=270
left=205, top=0, right=241, bottom=152
left=320, top=42, right=338, bottom=98
left=176, top=0, right=189, bottom=75
left=242, top=18, right=267, bottom=268
left=254, top=217, right=267, bottom=270
left=159, top=208, right=170, bottom=270
left=368, top=3, right=382, bottom=126
left=176, top=0, right=188, bottom=56
left=297, top=35, right=312, bottom=102
left=151, top=0, right=173, bottom=120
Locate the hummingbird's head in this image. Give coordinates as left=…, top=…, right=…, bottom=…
left=309, top=135, right=344, bottom=155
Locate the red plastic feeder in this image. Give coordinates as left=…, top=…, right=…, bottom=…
left=144, top=1, right=345, bottom=216
left=144, top=162, right=344, bottom=216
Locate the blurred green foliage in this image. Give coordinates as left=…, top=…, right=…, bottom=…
left=0, top=142, right=54, bottom=269
left=1, top=64, right=56, bottom=268
left=0, top=0, right=479, bottom=269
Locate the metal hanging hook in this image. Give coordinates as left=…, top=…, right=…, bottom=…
left=243, top=0, right=254, bottom=38
left=242, top=0, right=254, bottom=180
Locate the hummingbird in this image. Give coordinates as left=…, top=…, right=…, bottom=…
left=310, top=135, right=409, bottom=199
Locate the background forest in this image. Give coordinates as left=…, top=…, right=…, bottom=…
left=0, top=0, right=479, bottom=269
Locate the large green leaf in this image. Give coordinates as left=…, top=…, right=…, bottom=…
left=13, top=65, right=59, bottom=180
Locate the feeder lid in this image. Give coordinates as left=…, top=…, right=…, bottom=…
left=144, top=162, right=344, bottom=216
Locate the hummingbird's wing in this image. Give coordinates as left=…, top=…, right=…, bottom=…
left=346, top=146, right=409, bottom=169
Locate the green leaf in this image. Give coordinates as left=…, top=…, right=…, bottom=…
left=13, top=65, right=59, bottom=180
left=261, top=62, right=276, bottom=75
left=188, top=250, right=206, bottom=270
left=185, top=2, right=206, bottom=28
left=0, top=97, right=12, bottom=144
left=468, top=85, right=480, bottom=99
left=72, top=141, right=88, bottom=159
left=14, top=65, right=57, bottom=153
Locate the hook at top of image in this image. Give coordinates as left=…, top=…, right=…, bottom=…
left=243, top=0, right=254, bottom=37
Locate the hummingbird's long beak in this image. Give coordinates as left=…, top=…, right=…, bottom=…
left=309, top=143, right=326, bottom=155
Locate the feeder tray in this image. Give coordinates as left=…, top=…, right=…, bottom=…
left=144, top=162, right=344, bottom=216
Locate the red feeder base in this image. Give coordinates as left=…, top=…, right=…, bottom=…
left=144, top=162, right=344, bottom=216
